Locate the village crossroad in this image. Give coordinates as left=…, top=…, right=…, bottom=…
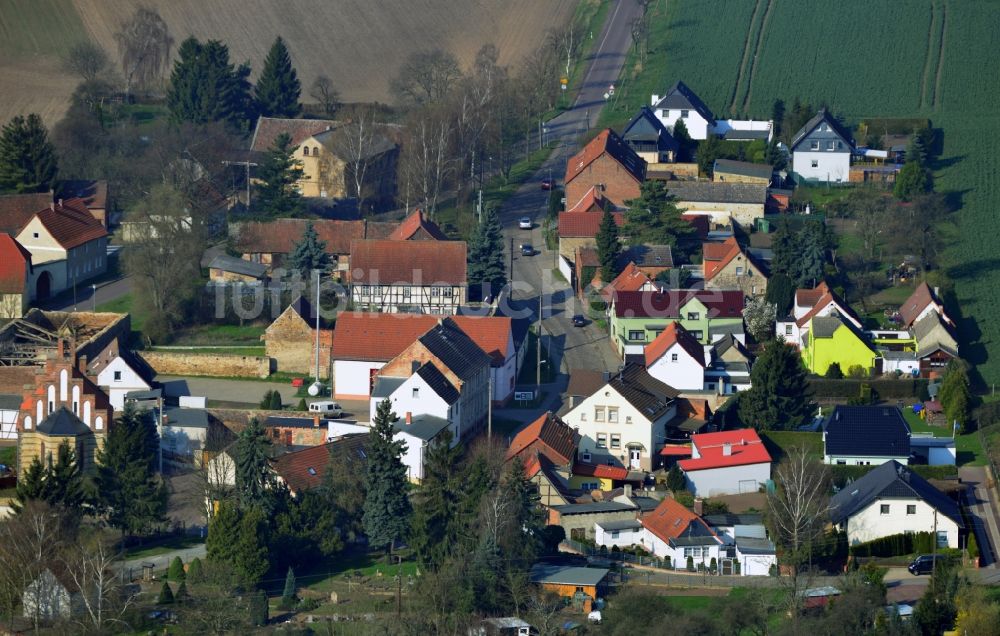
left=498, top=0, right=641, bottom=385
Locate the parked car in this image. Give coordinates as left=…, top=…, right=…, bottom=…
left=907, top=554, right=946, bottom=575
left=308, top=401, right=343, bottom=417
left=541, top=178, right=554, bottom=190
left=520, top=243, right=534, bottom=256
left=572, top=314, right=586, bottom=327
left=519, top=216, right=532, bottom=229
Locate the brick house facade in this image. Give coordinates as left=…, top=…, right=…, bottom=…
left=564, top=129, right=645, bottom=211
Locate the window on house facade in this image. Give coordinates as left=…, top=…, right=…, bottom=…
left=113, top=371, right=122, bottom=381
left=597, top=433, right=607, bottom=448
left=811, top=159, right=819, bottom=168
left=580, top=412, right=587, bottom=422
left=443, top=287, right=453, bottom=298
left=880, top=504, right=890, bottom=515
left=827, top=141, right=835, bottom=150
left=687, top=312, right=699, bottom=320
left=412, top=387, right=419, bottom=399
left=671, top=353, right=678, bottom=362
left=610, top=433, right=621, bottom=448
left=431, top=287, right=440, bottom=297
left=625, top=416, right=632, bottom=425
left=361, top=285, right=370, bottom=295
left=403, top=287, right=411, bottom=298
left=906, top=505, right=917, bottom=515
left=628, top=330, right=644, bottom=341
left=595, top=407, right=605, bottom=422
left=785, top=325, right=793, bottom=335
left=608, top=408, right=619, bottom=423
left=681, top=109, right=689, bottom=119
left=836, top=460, right=846, bottom=465
left=582, top=451, right=591, bottom=462
left=691, top=330, right=704, bottom=340
left=811, top=140, right=819, bottom=150
left=736, top=267, right=744, bottom=275
left=611, top=530, right=620, bottom=539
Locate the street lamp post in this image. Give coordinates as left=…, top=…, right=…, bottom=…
left=92, top=284, right=97, bottom=311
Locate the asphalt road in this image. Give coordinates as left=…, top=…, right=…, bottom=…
left=499, top=0, right=640, bottom=381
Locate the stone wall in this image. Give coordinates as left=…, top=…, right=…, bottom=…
left=263, top=308, right=332, bottom=378
left=140, top=351, right=273, bottom=379
left=565, top=155, right=642, bottom=211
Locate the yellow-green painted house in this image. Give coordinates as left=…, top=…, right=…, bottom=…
left=804, top=316, right=877, bottom=375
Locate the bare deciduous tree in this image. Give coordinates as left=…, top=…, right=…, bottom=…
left=391, top=49, right=462, bottom=106
left=309, top=75, right=340, bottom=118
left=400, top=106, right=455, bottom=216
left=62, top=41, right=111, bottom=84
left=335, top=109, right=380, bottom=215
left=547, top=20, right=581, bottom=79
left=62, top=533, right=136, bottom=632
left=0, top=502, right=68, bottom=633
left=114, top=6, right=174, bottom=96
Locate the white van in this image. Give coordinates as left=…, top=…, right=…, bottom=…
left=308, top=401, right=343, bottom=417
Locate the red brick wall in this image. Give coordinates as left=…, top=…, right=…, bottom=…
left=565, top=155, right=641, bottom=210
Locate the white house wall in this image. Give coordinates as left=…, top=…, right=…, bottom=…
left=334, top=359, right=384, bottom=399
left=793, top=151, right=850, bottom=182
left=370, top=373, right=451, bottom=433
left=0, top=408, right=16, bottom=441
left=395, top=430, right=427, bottom=482
left=737, top=552, right=776, bottom=576
left=647, top=344, right=704, bottom=391
left=685, top=462, right=771, bottom=497
left=96, top=356, right=151, bottom=411
left=594, top=525, right=644, bottom=549
left=844, top=498, right=960, bottom=548
left=652, top=106, right=711, bottom=140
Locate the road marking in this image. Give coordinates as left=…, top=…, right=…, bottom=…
left=577, top=0, right=625, bottom=108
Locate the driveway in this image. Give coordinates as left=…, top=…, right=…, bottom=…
left=961, top=465, right=1000, bottom=581
left=498, top=0, right=640, bottom=387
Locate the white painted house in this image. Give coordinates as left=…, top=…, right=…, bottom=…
left=562, top=364, right=678, bottom=472
left=790, top=110, right=854, bottom=183
left=371, top=362, right=462, bottom=442
left=823, top=405, right=911, bottom=466
left=594, top=519, right=645, bottom=549
left=95, top=354, right=153, bottom=411
left=392, top=413, right=452, bottom=483
left=777, top=282, right=862, bottom=349
left=702, top=513, right=778, bottom=576
left=639, top=497, right=724, bottom=569
left=829, top=460, right=963, bottom=549
left=679, top=429, right=772, bottom=497
left=651, top=81, right=772, bottom=142
left=644, top=322, right=706, bottom=391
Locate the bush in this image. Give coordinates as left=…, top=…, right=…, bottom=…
left=168, top=556, right=185, bottom=581
left=674, top=491, right=694, bottom=509
left=768, top=563, right=778, bottom=577
left=666, top=464, right=686, bottom=492
left=269, top=390, right=283, bottom=410
left=709, top=557, right=718, bottom=574
left=808, top=378, right=929, bottom=399
left=968, top=533, right=979, bottom=559
left=260, top=390, right=275, bottom=409
left=704, top=500, right=729, bottom=515
left=825, top=362, right=844, bottom=379
left=249, top=590, right=269, bottom=626
left=848, top=532, right=936, bottom=558
left=174, top=580, right=190, bottom=602
left=589, top=298, right=607, bottom=312
left=187, top=557, right=203, bottom=582
left=847, top=364, right=868, bottom=379
left=157, top=581, right=174, bottom=605
left=297, top=598, right=321, bottom=612
left=297, top=398, right=307, bottom=411
left=686, top=556, right=694, bottom=572
left=665, top=555, right=672, bottom=569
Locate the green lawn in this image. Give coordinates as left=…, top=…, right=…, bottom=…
left=760, top=431, right=823, bottom=463
left=902, top=406, right=986, bottom=465
left=0, top=446, right=15, bottom=466
left=303, top=551, right=420, bottom=595
left=169, top=323, right=267, bottom=346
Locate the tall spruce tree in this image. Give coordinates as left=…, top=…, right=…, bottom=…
left=501, top=457, right=542, bottom=564
left=13, top=441, right=88, bottom=521
left=166, top=37, right=253, bottom=129
left=233, top=506, right=269, bottom=588
left=96, top=403, right=167, bottom=536
left=206, top=499, right=241, bottom=564
left=467, top=206, right=506, bottom=299
left=288, top=222, right=331, bottom=279
left=255, top=132, right=304, bottom=218
left=234, top=418, right=273, bottom=511
left=0, top=114, right=58, bottom=193
left=769, top=218, right=798, bottom=280
left=410, top=429, right=461, bottom=567
left=623, top=181, right=695, bottom=254
left=595, top=209, right=621, bottom=283
left=797, top=223, right=826, bottom=288
left=939, top=360, right=971, bottom=432
left=738, top=340, right=814, bottom=430
left=671, top=118, right=693, bottom=162
left=362, top=399, right=412, bottom=554
left=254, top=37, right=301, bottom=118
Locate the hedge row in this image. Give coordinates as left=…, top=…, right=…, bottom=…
left=831, top=464, right=957, bottom=489
left=848, top=532, right=935, bottom=558
left=808, top=378, right=929, bottom=400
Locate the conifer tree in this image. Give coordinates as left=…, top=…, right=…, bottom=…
left=0, top=114, right=58, bottom=193
left=96, top=403, right=167, bottom=536
left=280, top=566, right=298, bottom=607
left=596, top=209, right=621, bottom=284
left=362, top=399, right=412, bottom=554
left=738, top=340, right=814, bottom=431
left=289, top=221, right=330, bottom=279
left=13, top=441, right=88, bottom=523
left=671, top=118, right=693, bottom=162
left=410, top=429, right=461, bottom=567
left=157, top=581, right=174, bottom=604
left=207, top=500, right=240, bottom=564
left=255, top=132, right=304, bottom=218
left=623, top=181, right=695, bottom=254
left=174, top=580, right=190, bottom=602
left=233, top=505, right=270, bottom=588
left=254, top=37, right=301, bottom=118
left=939, top=360, right=971, bottom=432
left=467, top=206, right=506, bottom=299
left=187, top=557, right=204, bottom=582
left=168, top=556, right=186, bottom=581
left=234, top=418, right=273, bottom=510
left=166, top=38, right=253, bottom=129
left=797, top=223, right=826, bottom=288
left=502, top=457, right=542, bottom=564
left=769, top=219, right=798, bottom=280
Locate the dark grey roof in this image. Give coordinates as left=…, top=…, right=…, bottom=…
left=622, top=107, right=678, bottom=150
left=549, top=501, right=636, bottom=515
left=913, top=312, right=958, bottom=353
left=703, top=513, right=764, bottom=527
left=712, top=333, right=749, bottom=360
left=652, top=81, right=716, bottom=124
left=824, top=405, right=911, bottom=458
left=880, top=350, right=918, bottom=360
left=631, top=496, right=661, bottom=512
left=530, top=564, right=609, bottom=587
left=708, top=323, right=745, bottom=337
left=415, top=362, right=460, bottom=405
left=618, top=244, right=674, bottom=269
left=610, top=363, right=678, bottom=422
left=829, top=460, right=963, bottom=528
left=371, top=376, right=406, bottom=399
left=811, top=315, right=847, bottom=338
left=595, top=519, right=643, bottom=531
left=209, top=255, right=268, bottom=279
left=713, top=159, right=773, bottom=180
left=0, top=394, right=21, bottom=410
left=393, top=414, right=450, bottom=441
left=125, top=388, right=162, bottom=401
left=36, top=408, right=91, bottom=436
left=790, top=109, right=855, bottom=152
left=665, top=181, right=767, bottom=204
left=418, top=318, right=491, bottom=381
left=736, top=537, right=776, bottom=554
left=723, top=129, right=770, bottom=141
left=163, top=406, right=209, bottom=428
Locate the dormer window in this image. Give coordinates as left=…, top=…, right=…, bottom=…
left=810, top=140, right=819, bottom=150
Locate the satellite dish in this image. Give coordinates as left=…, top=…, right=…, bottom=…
left=307, top=382, right=323, bottom=397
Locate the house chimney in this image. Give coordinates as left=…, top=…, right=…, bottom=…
left=58, top=198, right=63, bottom=207
left=693, top=497, right=704, bottom=516
left=57, top=339, right=64, bottom=359
left=405, top=411, right=412, bottom=425
left=77, top=355, right=88, bottom=375
left=722, top=443, right=732, bottom=456
left=313, top=414, right=320, bottom=428
left=50, top=201, right=55, bottom=212
left=933, top=286, right=940, bottom=298
left=623, top=484, right=633, bottom=498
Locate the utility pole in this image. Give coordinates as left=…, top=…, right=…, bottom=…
left=487, top=379, right=493, bottom=439
left=222, top=159, right=258, bottom=208
left=395, top=554, right=402, bottom=617
left=931, top=508, right=938, bottom=577
left=536, top=293, right=543, bottom=387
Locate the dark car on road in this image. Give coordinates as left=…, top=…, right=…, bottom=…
left=541, top=178, right=554, bottom=190
left=572, top=314, right=586, bottom=327
left=908, top=554, right=947, bottom=575
left=520, top=243, right=534, bottom=256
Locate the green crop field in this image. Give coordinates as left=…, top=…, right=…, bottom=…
left=603, top=0, right=1000, bottom=385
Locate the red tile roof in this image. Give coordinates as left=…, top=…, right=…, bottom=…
left=899, top=282, right=950, bottom=328
left=644, top=322, right=705, bottom=367
left=271, top=433, right=369, bottom=495
left=387, top=209, right=447, bottom=241
left=0, top=192, right=51, bottom=234
left=702, top=237, right=741, bottom=280
left=558, top=210, right=624, bottom=238
left=564, top=129, right=645, bottom=185
left=450, top=315, right=513, bottom=363
left=641, top=497, right=719, bottom=543
left=659, top=445, right=693, bottom=457
left=235, top=219, right=368, bottom=255
left=612, top=289, right=744, bottom=319
left=250, top=116, right=340, bottom=151
left=32, top=198, right=108, bottom=249
left=566, top=186, right=609, bottom=213
left=678, top=429, right=771, bottom=471
left=601, top=262, right=652, bottom=303
left=506, top=411, right=579, bottom=468
left=0, top=234, right=32, bottom=294
left=795, top=282, right=830, bottom=310
left=795, top=289, right=860, bottom=329
left=349, top=239, right=466, bottom=285
left=572, top=461, right=628, bottom=480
